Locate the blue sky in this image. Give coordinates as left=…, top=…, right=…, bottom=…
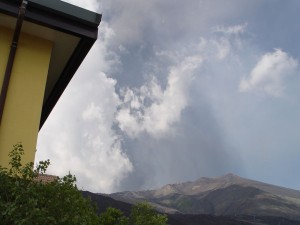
left=37, top=0, right=300, bottom=193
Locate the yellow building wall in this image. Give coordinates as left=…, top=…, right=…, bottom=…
left=0, top=26, right=52, bottom=167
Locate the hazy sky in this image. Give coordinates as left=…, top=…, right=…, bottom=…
left=36, top=0, right=300, bottom=193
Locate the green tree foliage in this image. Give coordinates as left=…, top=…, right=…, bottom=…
left=99, top=203, right=168, bottom=225
left=0, top=143, right=168, bottom=225
left=130, top=202, right=168, bottom=225
left=99, top=207, right=129, bottom=225
left=0, top=143, right=99, bottom=225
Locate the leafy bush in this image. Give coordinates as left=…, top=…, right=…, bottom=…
left=99, top=202, right=169, bottom=225
left=0, top=143, right=99, bottom=225
left=99, top=207, right=129, bottom=225
left=130, top=202, right=168, bottom=225
left=0, top=143, right=168, bottom=225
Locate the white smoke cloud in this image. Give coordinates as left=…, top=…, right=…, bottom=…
left=36, top=19, right=251, bottom=192
left=78, top=76, right=133, bottom=192
left=116, top=56, right=202, bottom=138
left=37, top=72, right=133, bottom=193
left=213, top=23, right=247, bottom=35
left=211, top=23, right=247, bottom=60
left=36, top=19, right=132, bottom=192
left=37, top=0, right=300, bottom=193
left=239, top=49, right=298, bottom=96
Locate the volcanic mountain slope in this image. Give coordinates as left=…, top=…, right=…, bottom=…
left=82, top=191, right=254, bottom=225
left=83, top=191, right=300, bottom=225
left=109, top=173, right=300, bottom=220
